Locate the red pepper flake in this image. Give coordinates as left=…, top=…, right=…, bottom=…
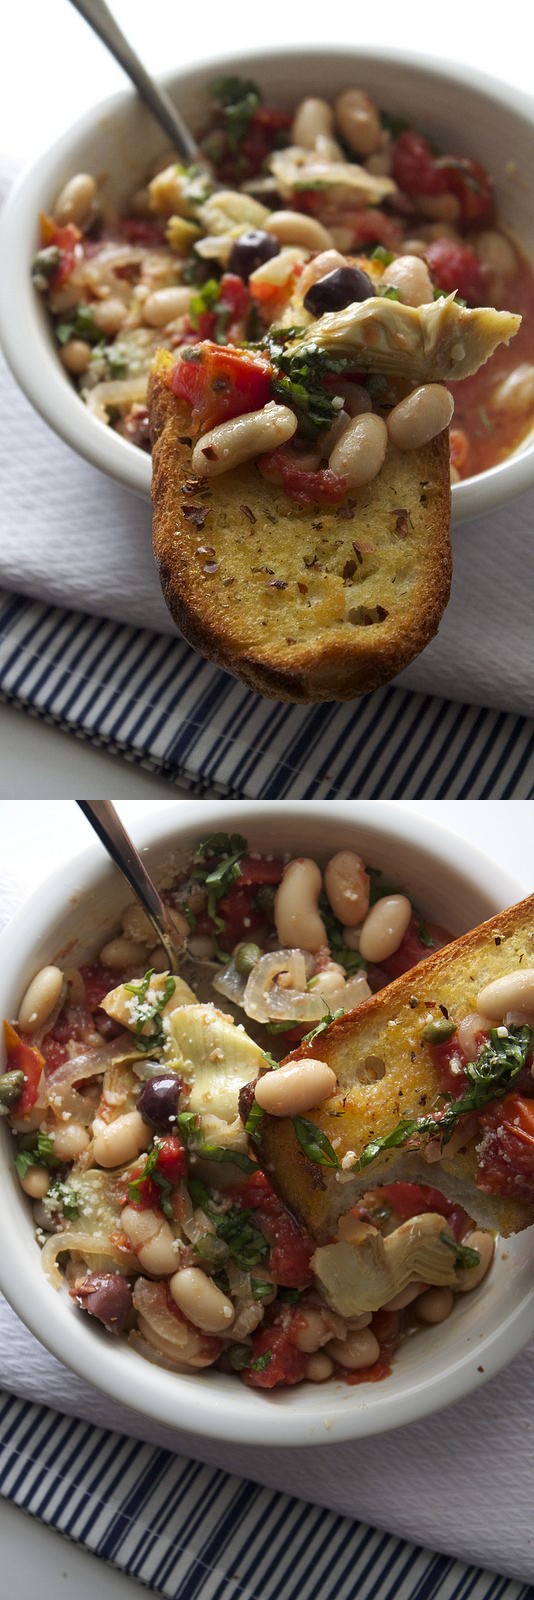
left=182, top=505, right=209, bottom=528
left=393, top=507, right=413, bottom=538
left=297, top=582, right=308, bottom=595
left=342, top=559, right=357, bottom=580
left=267, top=579, right=288, bottom=590
left=203, top=561, right=219, bottom=574
left=195, top=544, right=216, bottom=558
left=240, top=504, right=256, bottom=523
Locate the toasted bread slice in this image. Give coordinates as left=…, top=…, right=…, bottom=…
left=149, top=349, right=451, bottom=702
left=254, top=895, right=534, bottom=1239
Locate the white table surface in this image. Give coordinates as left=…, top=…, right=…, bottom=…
left=1, top=798, right=532, bottom=1592
left=1, top=0, right=533, bottom=793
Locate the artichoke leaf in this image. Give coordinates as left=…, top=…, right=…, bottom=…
left=101, top=971, right=197, bottom=1033
left=269, top=146, right=396, bottom=208
left=164, top=1002, right=265, bottom=1125
left=287, top=295, right=521, bottom=383
left=312, top=1212, right=459, bottom=1315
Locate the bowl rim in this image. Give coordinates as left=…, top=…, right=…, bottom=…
left=0, top=797, right=533, bottom=1448
left=0, top=42, right=533, bottom=519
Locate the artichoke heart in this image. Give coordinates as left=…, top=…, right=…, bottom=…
left=101, top=971, right=197, bottom=1033
left=287, top=294, right=521, bottom=383
left=269, top=146, right=396, bottom=208
left=312, top=1213, right=459, bottom=1315
left=164, top=1002, right=265, bottom=1124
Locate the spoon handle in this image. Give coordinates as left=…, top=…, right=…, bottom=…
left=77, top=801, right=181, bottom=974
left=67, top=0, right=200, bottom=165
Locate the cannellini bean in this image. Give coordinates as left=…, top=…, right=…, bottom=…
left=274, top=858, right=327, bottom=952
left=20, top=1166, right=50, bottom=1199
left=291, top=97, right=334, bottom=148
left=382, top=254, right=433, bottom=307
left=169, top=1267, right=235, bottom=1332
left=476, top=229, right=517, bottom=277
left=99, top=935, right=150, bottom=970
left=319, top=410, right=351, bottom=456
left=387, top=384, right=454, bottom=451
left=92, top=1109, right=150, bottom=1168
left=292, top=1306, right=339, bottom=1352
left=334, top=89, right=382, bottom=157
left=254, top=1057, right=336, bottom=1117
left=324, top=851, right=370, bottom=927
left=383, top=1281, right=425, bottom=1312
left=326, top=1328, right=380, bottom=1369
left=18, top=965, right=64, bottom=1034
left=400, top=237, right=429, bottom=258
left=314, top=134, right=344, bottom=162
left=122, top=902, right=188, bottom=946
left=336, top=380, right=373, bottom=418
left=188, top=934, right=216, bottom=960
left=493, top=365, right=534, bottom=414
left=359, top=894, right=412, bottom=963
left=416, top=1287, right=455, bottom=1324
left=91, top=298, right=128, bottom=336
left=192, top=401, right=297, bottom=479
left=476, top=969, right=534, bottom=1020
left=418, top=192, right=461, bottom=223
left=54, top=172, right=97, bottom=227
left=264, top=210, right=334, bottom=251
left=342, top=927, right=361, bottom=952
left=300, top=249, right=348, bottom=296
left=366, top=144, right=392, bottom=177
left=455, top=1231, right=495, bottom=1292
left=143, top=286, right=193, bottom=327
left=329, top=413, right=388, bottom=488
left=147, top=946, right=170, bottom=973
left=121, top=1205, right=179, bottom=1275
left=60, top=339, right=92, bottom=375
left=306, top=1352, right=334, bottom=1381
left=50, top=1121, right=90, bottom=1161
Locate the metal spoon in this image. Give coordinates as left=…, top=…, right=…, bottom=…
left=67, top=0, right=201, bottom=166
left=77, top=801, right=183, bottom=974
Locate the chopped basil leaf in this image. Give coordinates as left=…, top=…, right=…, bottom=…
left=177, top=1111, right=257, bottom=1172
left=55, top=303, right=101, bottom=346
left=244, top=1100, right=265, bottom=1143
left=277, top=1286, right=302, bottom=1304
left=293, top=1115, right=340, bottom=1170
left=250, top=1277, right=273, bottom=1300
left=127, top=1140, right=174, bottom=1219
left=250, top=1349, right=272, bottom=1372
left=371, top=245, right=395, bottom=266
left=301, top=1007, right=344, bottom=1047
left=376, top=285, right=400, bottom=300
left=261, top=1050, right=279, bottom=1071
left=123, top=969, right=176, bottom=1054
left=189, top=278, right=220, bottom=331
left=379, top=110, right=410, bottom=139
left=227, top=1342, right=253, bottom=1370
left=439, top=1231, right=481, bottom=1270
left=47, top=1178, right=80, bottom=1220
left=210, top=77, right=262, bottom=149
left=212, top=1268, right=231, bottom=1295
left=212, top=1206, right=269, bottom=1269
left=15, top=1131, right=62, bottom=1179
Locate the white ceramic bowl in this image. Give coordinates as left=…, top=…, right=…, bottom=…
left=1, top=799, right=533, bottom=1448
left=0, top=47, right=533, bottom=524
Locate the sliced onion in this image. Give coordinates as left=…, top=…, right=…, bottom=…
left=243, top=949, right=323, bottom=1023
left=212, top=959, right=248, bottom=1008
left=84, top=377, right=147, bottom=424
left=41, top=1230, right=137, bottom=1289
left=128, top=1328, right=195, bottom=1373
left=46, top=1033, right=138, bottom=1093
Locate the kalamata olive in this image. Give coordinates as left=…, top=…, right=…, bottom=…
left=303, top=265, right=375, bottom=315
left=136, top=1072, right=182, bottom=1131
left=71, top=1272, right=132, bottom=1334
left=228, top=230, right=280, bottom=282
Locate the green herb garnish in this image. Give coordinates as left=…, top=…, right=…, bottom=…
left=15, top=1132, right=62, bottom=1180
left=211, top=76, right=263, bottom=148
left=277, top=1286, right=302, bottom=1304
left=189, top=278, right=221, bottom=331
left=127, top=1140, right=174, bottom=1219
left=318, top=891, right=368, bottom=978
left=188, top=1175, right=269, bottom=1270
left=250, top=1278, right=273, bottom=1300
left=55, top=303, right=101, bottom=346
left=123, top=969, right=176, bottom=1054
left=250, top=1349, right=272, bottom=1372
left=47, top=1178, right=80, bottom=1220
left=177, top=1111, right=256, bottom=1172
left=376, top=285, right=400, bottom=301
left=439, top=1231, right=481, bottom=1271
left=244, top=1100, right=265, bottom=1144
left=301, top=1006, right=344, bottom=1047
left=227, top=1342, right=253, bottom=1370
left=371, top=245, right=395, bottom=266
left=292, top=1115, right=340, bottom=1170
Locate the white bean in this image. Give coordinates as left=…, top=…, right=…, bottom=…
left=476, top=229, right=517, bottom=277
left=324, top=851, right=370, bottom=927
left=50, top=1120, right=90, bottom=1161
left=337, top=380, right=373, bottom=418
left=143, top=286, right=193, bottom=327
left=416, top=1287, right=455, bottom=1324
left=169, top=1267, right=235, bottom=1332
left=147, top=946, right=170, bottom=973
left=326, top=1328, right=380, bottom=1369
left=418, top=192, right=461, bottom=223
left=399, top=237, right=429, bottom=258
left=476, top=969, right=534, bottom=1021
left=192, top=401, right=297, bottom=479
left=493, top=365, right=534, bottom=415
left=54, top=172, right=96, bottom=227
left=121, top=1205, right=178, bottom=1275
left=383, top=1281, right=425, bottom=1312
left=382, top=254, right=433, bottom=307
left=60, top=339, right=92, bottom=376
left=264, top=211, right=334, bottom=251
left=92, top=1109, right=150, bottom=1168
left=329, top=413, right=388, bottom=488
left=18, top=966, right=64, bottom=1034
left=314, top=134, right=344, bottom=161
left=366, top=145, right=392, bottom=177
left=291, top=97, right=334, bottom=149
left=274, top=858, right=327, bottom=952
left=334, top=89, right=382, bottom=157
left=293, top=1306, right=338, bottom=1353
left=306, top=1352, right=334, bottom=1381
left=99, top=935, right=150, bottom=970
left=387, top=385, right=454, bottom=451
left=300, top=249, right=348, bottom=297
left=91, top=297, right=128, bottom=336
left=20, top=1166, right=50, bottom=1199
left=255, top=1057, right=336, bottom=1117
left=188, top=934, right=216, bottom=960
left=359, top=894, right=412, bottom=963
left=455, top=1230, right=495, bottom=1292
left=122, top=902, right=188, bottom=946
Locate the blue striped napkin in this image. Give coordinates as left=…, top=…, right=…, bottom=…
left=1, top=1389, right=532, bottom=1600
left=0, top=592, right=532, bottom=798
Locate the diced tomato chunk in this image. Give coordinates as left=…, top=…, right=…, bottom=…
left=80, top=963, right=118, bottom=1011
left=426, top=239, right=487, bottom=306
left=3, top=1021, right=44, bottom=1117
left=379, top=1180, right=471, bottom=1238
left=237, top=856, right=285, bottom=886
left=215, top=883, right=265, bottom=948
left=429, top=1034, right=470, bottom=1098
left=155, top=1135, right=187, bottom=1186
left=392, top=131, right=449, bottom=197
left=437, top=158, right=493, bottom=227
left=123, top=1166, right=161, bottom=1210
left=232, top=1170, right=314, bottom=1287
left=242, top=1322, right=307, bottom=1388
left=169, top=342, right=271, bottom=433
left=117, top=217, right=166, bottom=246
left=258, top=448, right=348, bottom=505
left=476, top=1093, right=534, bottom=1200
left=380, top=916, right=434, bottom=980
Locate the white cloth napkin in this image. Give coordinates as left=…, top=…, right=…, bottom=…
left=1, top=344, right=533, bottom=717
left=2, top=875, right=534, bottom=1587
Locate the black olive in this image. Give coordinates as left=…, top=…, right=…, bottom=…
left=71, top=1272, right=132, bottom=1335
left=228, top=229, right=280, bottom=282
left=136, top=1072, right=182, bottom=1131
left=303, top=265, right=375, bottom=316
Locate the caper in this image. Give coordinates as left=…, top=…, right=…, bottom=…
left=0, top=1070, right=25, bottom=1112
left=31, top=246, right=61, bottom=290
left=421, top=1019, right=456, bottom=1044
left=234, top=942, right=262, bottom=977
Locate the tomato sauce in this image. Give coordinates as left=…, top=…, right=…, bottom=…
left=449, top=258, right=534, bottom=477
